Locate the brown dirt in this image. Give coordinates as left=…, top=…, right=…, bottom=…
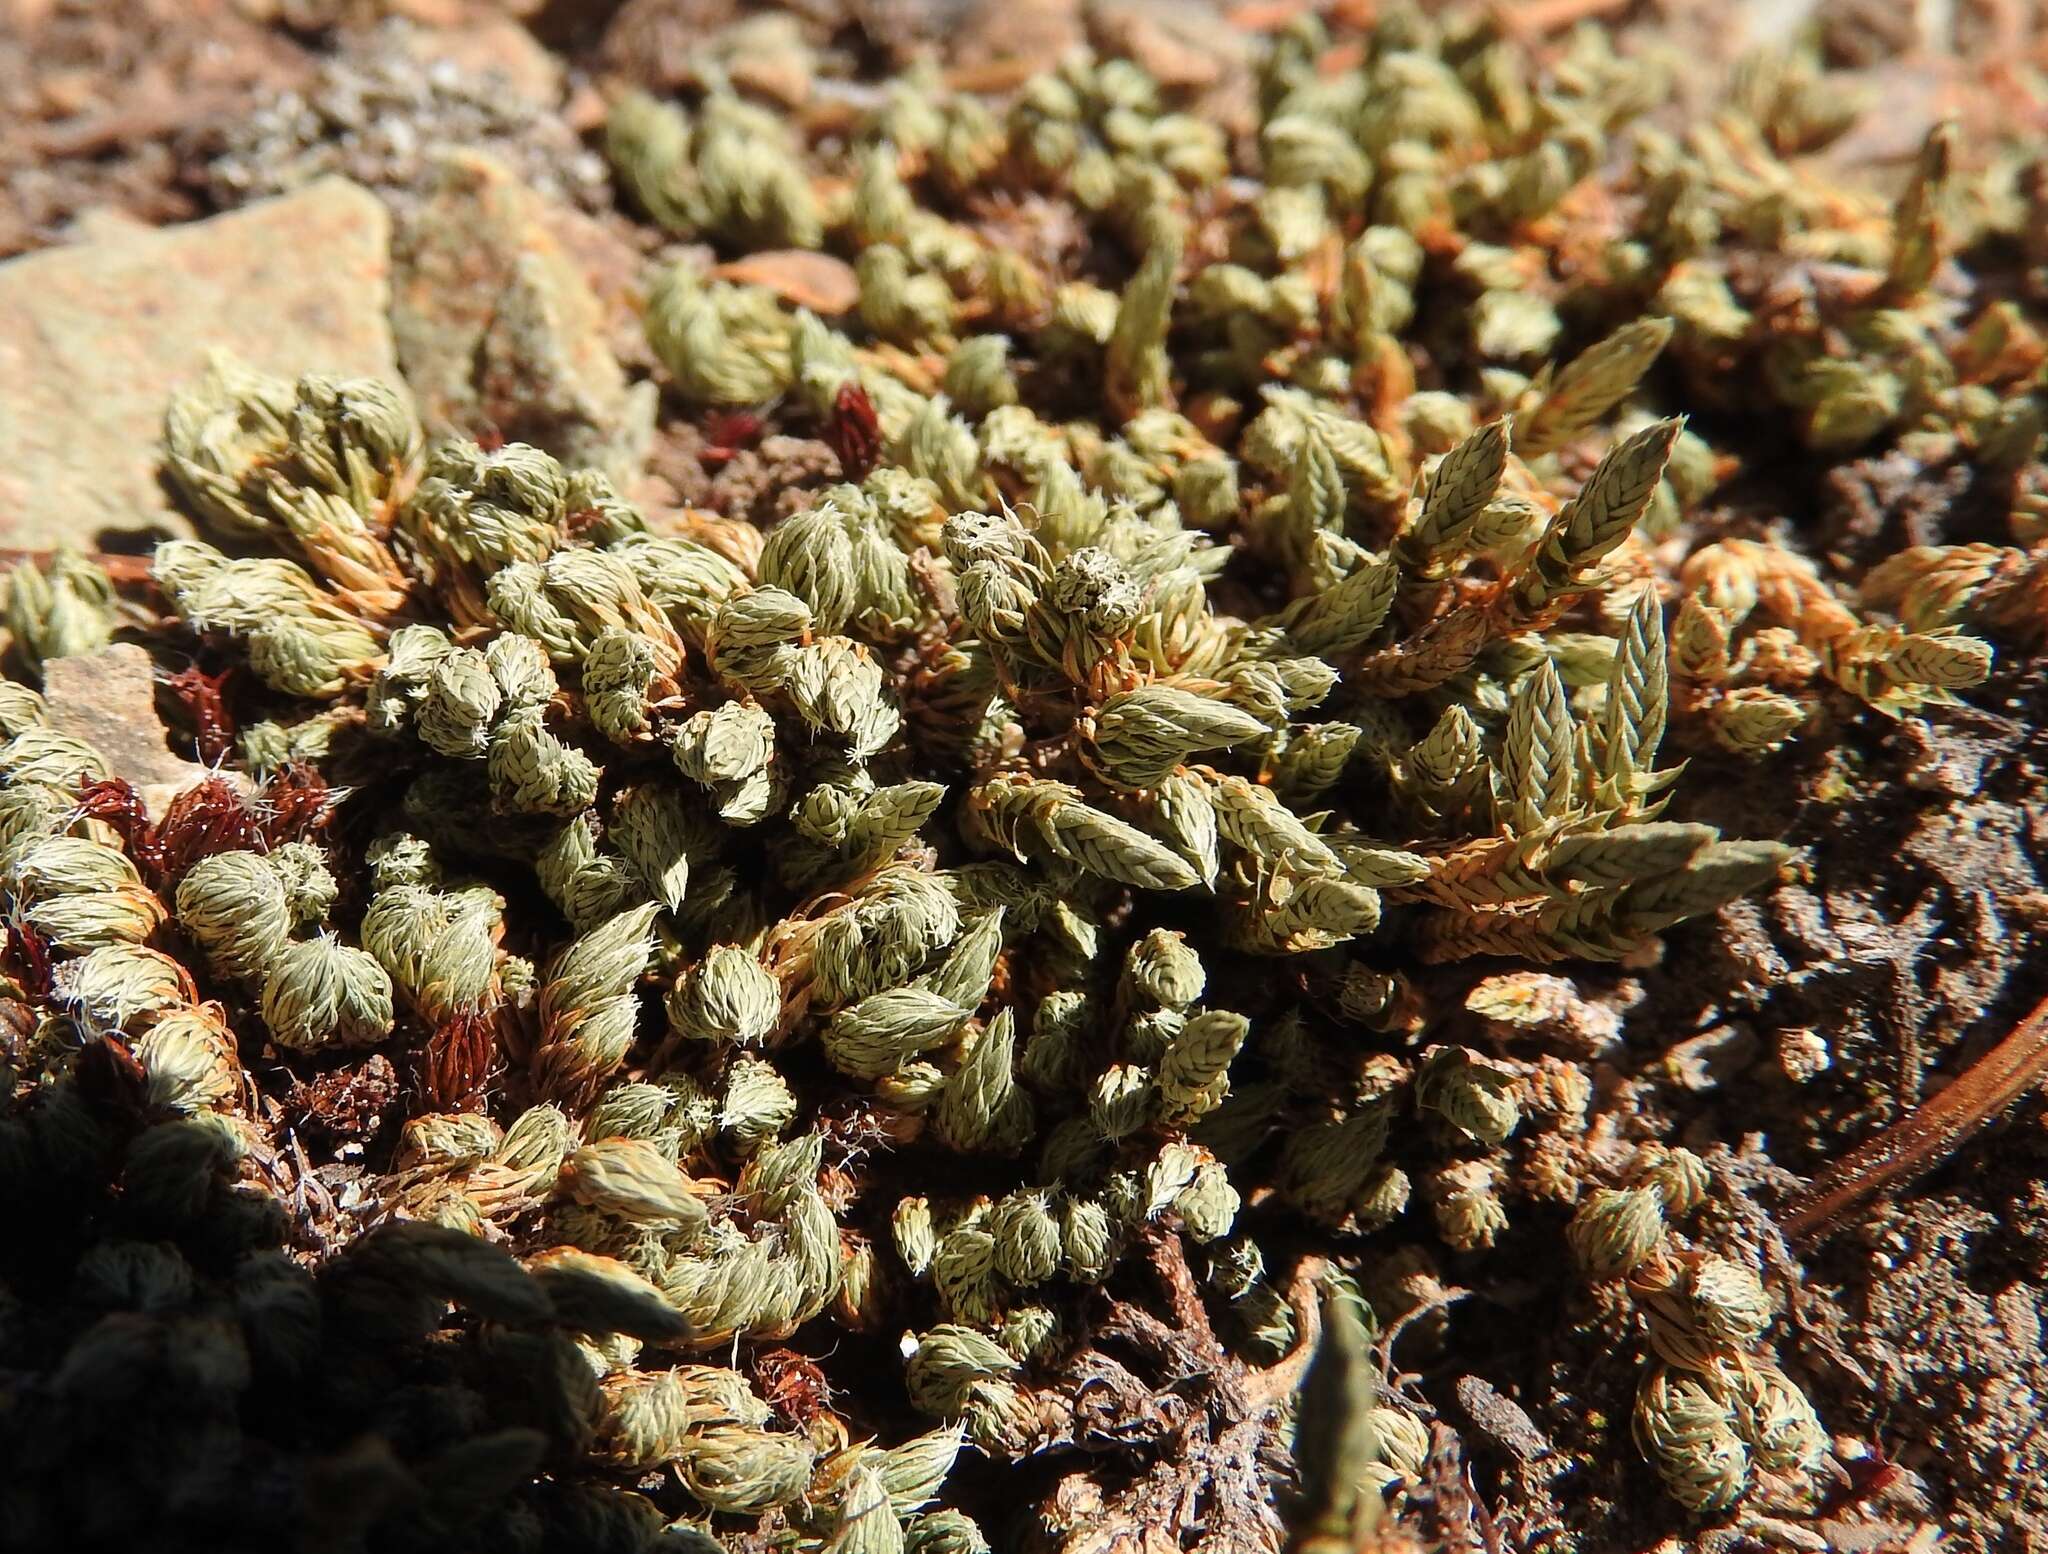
left=1562, top=658, right=2048, bottom=1551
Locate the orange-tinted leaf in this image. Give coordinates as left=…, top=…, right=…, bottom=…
left=711, top=250, right=859, bottom=314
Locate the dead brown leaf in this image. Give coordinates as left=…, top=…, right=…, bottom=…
left=712, top=249, right=859, bottom=314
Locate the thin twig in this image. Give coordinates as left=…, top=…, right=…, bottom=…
left=1241, top=1255, right=1329, bottom=1410
left=1143, top=1229, right=1227, bottom=1366
left=1780, top=991, right=2048, bottom=1244
left=1375, top=1285, right=1476, bottom=1375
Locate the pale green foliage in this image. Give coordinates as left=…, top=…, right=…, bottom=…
left=21, top=10, right=2013, bottom=1547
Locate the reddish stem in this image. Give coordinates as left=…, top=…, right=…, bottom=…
left=1781, top=992, right=2048, bottom=1243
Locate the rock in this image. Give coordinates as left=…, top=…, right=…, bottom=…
left=693, top=13, right=816, bottom=107
left=59, top=207, right=157, bottom=246
left=947, top=0, right=1086, bottom=82
left=41, top=645, right=214, bottom=818
left=1087, top=0, right=1243, bottom=91
left=396, top=17, right=563, bottom=106
left=390, top=150, right=656, bottom=485
left=547, top=207, right=655, bottom=373
left=1086, top=0, right=1254, bottom=133
left=0, top=178, right=398, bottom=548
left=206, top=26, right=609, bottom=220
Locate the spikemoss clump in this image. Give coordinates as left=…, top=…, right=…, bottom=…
left=3, top=5, right=2045, bottom=1548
